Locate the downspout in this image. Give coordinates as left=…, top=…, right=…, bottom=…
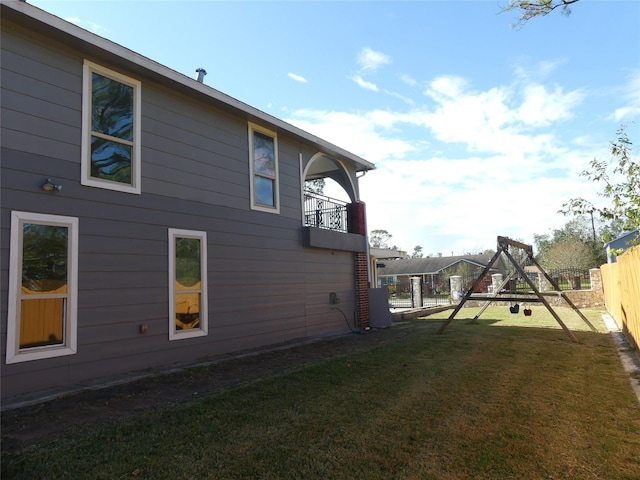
left=354, top=168, right=371, bottom=330
left=362, top=201, right=372, bottom=288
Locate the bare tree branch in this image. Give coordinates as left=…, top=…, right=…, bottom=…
left=502, top=0, right=581, bottom=28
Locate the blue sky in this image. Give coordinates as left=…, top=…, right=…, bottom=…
left=30, top=0, right=640, bottom=255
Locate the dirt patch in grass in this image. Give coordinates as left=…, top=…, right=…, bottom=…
left=1, top=323, right=420, bottom=454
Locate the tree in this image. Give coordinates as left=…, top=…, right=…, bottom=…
left=444, top=261, right=476, bottom=278
left=370, top=229, right=392, bottom=248
left=504, top=238, right=532, bottom=273
left=543, top=239, right=595, bottom=270
left=411, top=245, right=424, bottom=258
left=560, top=126, right=639, bottom=243
left=304, top=179, right=325, bottom=195
left=502, top=0, right=581, bottom=27
left=534, top=217, right=605, bottom=269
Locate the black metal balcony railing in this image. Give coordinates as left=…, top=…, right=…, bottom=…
left=304, top=191, right=348, bottom=233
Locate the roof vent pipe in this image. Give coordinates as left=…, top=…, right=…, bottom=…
left=195, top=68, right=207, bottom=83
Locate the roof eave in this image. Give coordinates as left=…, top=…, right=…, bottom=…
left=2, top=1, right=375, bottom=173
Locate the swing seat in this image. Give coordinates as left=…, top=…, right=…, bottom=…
left=509, top=304, right=520, bottom=314
left=524, top=308, right=532, bottom=316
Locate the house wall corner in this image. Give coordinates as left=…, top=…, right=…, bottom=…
left=349, top=202, right=369, bottom=329
left=355, top=252, right=370, bottom=329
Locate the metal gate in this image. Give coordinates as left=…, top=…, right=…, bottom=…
left=387, top=278, right=450, bottom=309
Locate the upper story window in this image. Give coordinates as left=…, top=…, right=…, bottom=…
left=6, top=211, right=79, bottom=364
left=168, top=229, right=208, bottom=341
left=81, top=60, right=141, bottom=194
left=248, top=123, right=279, bottom=213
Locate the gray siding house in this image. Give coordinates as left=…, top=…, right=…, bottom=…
left=604, top=229, right=639, bottom=263
left=1, top=2, right=374, bottom=404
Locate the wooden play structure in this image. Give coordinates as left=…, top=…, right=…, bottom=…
left=437, top=236, right=597, bottom=343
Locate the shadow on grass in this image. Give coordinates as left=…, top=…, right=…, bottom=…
left=3, top=306, right=639, bottom=480
left=421, top=304, right=608, bottom=338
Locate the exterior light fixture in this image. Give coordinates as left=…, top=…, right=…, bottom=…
left=41, top=178, right=62, bottom=192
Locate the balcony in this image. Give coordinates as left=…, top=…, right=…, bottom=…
left=304, top=191, right=348, bottom=233
left=302, top=191, right=366, bottom=252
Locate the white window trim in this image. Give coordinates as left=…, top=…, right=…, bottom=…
left=168, top=229, right=208, bottom=341
left=81, top=60, right=142, bottom=194
left=248, top=122, right=280, bottom=214
left=6, top=211, right=79, bottom=364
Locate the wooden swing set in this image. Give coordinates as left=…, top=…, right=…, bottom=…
left=436, top=236, right=597, bottom=343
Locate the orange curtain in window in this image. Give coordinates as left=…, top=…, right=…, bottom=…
left=19, top=285, right=65, bottom=348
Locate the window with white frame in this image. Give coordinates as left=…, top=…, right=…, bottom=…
left=168, top=229, right=208, bottom=340
left=82, top=60, right=141, bottom=194
left=248, top=123, right=279, bottom=213
left=6, top=212, right=78, bottom=364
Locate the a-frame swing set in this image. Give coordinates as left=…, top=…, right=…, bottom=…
left=437, top=236, right=597, bottom=343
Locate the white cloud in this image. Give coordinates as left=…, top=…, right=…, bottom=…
left=287, top=72, right=308, bottom=83
left=356, top=47, right=391, bottom=72
left=611, top=69, right=640, bottom=121
left=413, top=75, right=584, bottom=155
left=351, top=77, right=415, bottom=103
left=425, top=75, right=469, bottom=100
left=353, top=50, right=415, bottom=103
left=351, top=75, right=379, bottom=92
left=358, top=154, right=602, bottom=255
left=383, top=88, right=415, bottom=105
left=518, top=84, right=584, bottom=126
left=514, top=59, right=564, bottom=82
left=286, top=69, right=609, bottom=254
left=285, top=109, right=414, bottom=163
left=400, top=73, right=417, bottom=87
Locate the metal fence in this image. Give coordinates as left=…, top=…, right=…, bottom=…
left=388, top=292, right=451, bottom=309
left=386, top=267, right=592, bottom=309
left=547, top=267, right=591, bottom=290
left=502, top=268, right=591, bottom=293
left=460, top=267, right=591, bottom=294
left=303, top=191, right=348, bottom=233
left=386, top=279, right=451, bottom=309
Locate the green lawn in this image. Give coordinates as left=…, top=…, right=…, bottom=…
left=3, top=307, right=640, bottom=480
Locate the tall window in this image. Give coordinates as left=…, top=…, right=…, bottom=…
left=249, top=123, right=279, bottom=213
left=168, top=229, right=208, bottom=340
left=6, top=212, right=78, bottom=364
left=82, top=60, right=141, bottom=194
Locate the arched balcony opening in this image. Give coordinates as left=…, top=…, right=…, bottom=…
left=302, top=154, right=361, bottom=235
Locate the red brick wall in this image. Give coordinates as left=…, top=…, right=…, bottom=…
left=348, top=202, right=366, bottom=235
left=355, top=251, right=370, bottom=329
left=349, top=202, right=369, bottom=329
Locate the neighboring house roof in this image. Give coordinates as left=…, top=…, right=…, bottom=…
left=604, top=229, right=639, bottom=248
left=376, top=254, right=505, bottom=276
left=604, top=229, right=639, bottom=263
left=2, top=1, right=375, bottom=175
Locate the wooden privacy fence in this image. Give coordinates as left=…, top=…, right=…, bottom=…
left=601, top=245, right=640, bottom=349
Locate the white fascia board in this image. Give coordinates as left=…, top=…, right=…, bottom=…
left=4, top=1, right=375, bottom=173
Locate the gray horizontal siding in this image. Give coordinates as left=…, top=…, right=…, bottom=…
left=1, top=22, right=82, bottom=163
left=1, top=73, right=79, bottom=128
left=1, top=17, right=363, bottom=403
